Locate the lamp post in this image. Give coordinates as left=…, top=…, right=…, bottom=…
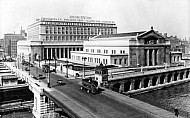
left=38, top=55, right=40, bottom=67
left=66, top=58, right=68, bottom=78
left=18, top=54, right=19, bottom=69
left=29, top=53, right=31, bottom=75
left=14, top=54, right=17, bottom=68
left=47, top=59, right=51, bottom=87
left=54, top=53, right=57, bottom=73
left=22, top=55, right=24, bottom=71
left=82, top=57, right=87, bottom=79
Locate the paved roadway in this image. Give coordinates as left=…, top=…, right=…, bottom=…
left=27, top=65, right=155, bottom=118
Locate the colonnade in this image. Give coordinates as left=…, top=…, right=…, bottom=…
left=111, top=69, right=190, bottom=93
left=145, top=49, right=159, bottom=66
left=43, top=47, right=83, bottom=60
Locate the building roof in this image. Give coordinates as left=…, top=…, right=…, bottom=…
left=93, top=31, right=146, bottom=39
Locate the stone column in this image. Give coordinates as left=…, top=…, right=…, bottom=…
left=164, top=76, right=168, bottom=84
left=67, top=47, right=70, bottom=59
left=59, top=48, right=61, bottom=59
left=146, top=50, right=149, bottom=66
left=46, top=48, right=48, bottom=59
left=171, top=73, right=175, bottom=81
left=157, top=49, right=159, bottom=65
left=156, top=76, right=160, bottom=85
left=139, top=80, right=144, bottom=89
left=177, top=73, right=180, bottom=81
left=148, top=78, right=152, bottom=87
left=188, top=70, right=190, bottom=79
left=183, top=71, right=187, bottom=79
left=129, top=81, right=134, bottom=91
left=63, top=48, right=65, bottom=58
left=152, top=49, right=155, bottom=66
left=119, top=83, right=124, bottom=93
left=50, top=48, right=53, bottom=59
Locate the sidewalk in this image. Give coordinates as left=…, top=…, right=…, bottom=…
left=101, top=88, right=184, bottom=118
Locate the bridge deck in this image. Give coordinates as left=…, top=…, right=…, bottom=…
left=43, top=89, right=98, bottom=118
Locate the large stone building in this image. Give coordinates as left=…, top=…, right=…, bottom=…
left=71, top=27, right=171, bottom=67
left=17, top=16, right=117, bottom=62
left=3, top=30, right=26, bottom=57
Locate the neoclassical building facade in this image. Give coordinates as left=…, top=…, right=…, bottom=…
left=71, top=27, right=171, bottom=67
left=17, top=16, right=117, bottom=62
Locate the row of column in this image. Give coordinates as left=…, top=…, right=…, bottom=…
left=145, top=49, right=158, bottom=66
left=119, top=70, right=190, bottom=92
left=43, top=47, right=83, bottom=60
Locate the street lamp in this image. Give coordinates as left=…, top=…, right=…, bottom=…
left=14, top=54, right=17, bottom=68
left=47, top=59, right=51, bottom=87
left=54, top=53, right=57, bottom=73
left=82, top=57, right=87, bottom=79
left=18, top=54, right=19, bottom=69
left=22, top=55, right=24, bottom=71
left=66, top=58, right=68, bottom=78
left=29, top=53, right=31, bottom=75
left=38, top=55, right=40, bottom=67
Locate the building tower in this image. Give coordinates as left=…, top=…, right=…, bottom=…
left=95, top=63, right=108, bottom=86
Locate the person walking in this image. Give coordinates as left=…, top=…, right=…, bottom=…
left=174, top=107, right=179, bottom=117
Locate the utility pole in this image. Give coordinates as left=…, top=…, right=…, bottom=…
left=54, top=52, right=57, bottom=73
left=29, top=53, right=31, bottom=75
left=47, top=59, right=50, bottom=87
left=82, top=57, right=87, bottom=79
left=15, top=54, right=17, bottom=68
left=22, top=55, right=24, bottom=71
left=18, top=54, right=19, bottom=69
left=66, top=57, right=68, bottom=78
left=39, top=55, right=40, bottom=67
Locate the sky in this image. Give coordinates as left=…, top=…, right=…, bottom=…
left=0, top=0, right=189, bottom=39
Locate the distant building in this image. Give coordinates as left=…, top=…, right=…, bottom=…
left=3, top=30, right=26, bottom=58
left=165, top=35, right=185, bottom=53
left=0, top=49, right=4, bottom=61
left=71, top=27, right=171, bottom=67
left=0, top=39, right=3, bottom=48
left=17, top=16, right=117, bottom=62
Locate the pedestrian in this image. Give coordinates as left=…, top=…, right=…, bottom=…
left=174, top=107, right=179, bottom=117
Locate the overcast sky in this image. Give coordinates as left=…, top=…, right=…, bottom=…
left=0, top=0, right=189, bottom=39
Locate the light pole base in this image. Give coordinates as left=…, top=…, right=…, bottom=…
left=47, top=83, right=50, bottom=88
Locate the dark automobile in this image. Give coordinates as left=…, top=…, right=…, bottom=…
left=30, top=64, right=34, bottom=67
left=38, top=74, right=46, bottom=79
left=57, top=79, right=64, bottom=85
left=31, top=75, right=37, bottom=80
left=25, top=67, right=30, bottom=71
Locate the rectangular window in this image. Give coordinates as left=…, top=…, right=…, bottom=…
left=119, top=59, right=122, bottom=64
left=114, top=50, right=116, bottom=54
left=124, top=58, right=128, bottom=65
left=123, top=50, right=125, bottom=54
left=120, top=50, right=122, bottom=54
left=114, top=59, right=117, bottom=64
left=97, top=49, right=101, bottom=53
left=91, top=49, right=94, bottom=53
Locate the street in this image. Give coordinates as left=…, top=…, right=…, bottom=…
left=26, top=63, right=154, bottom=118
